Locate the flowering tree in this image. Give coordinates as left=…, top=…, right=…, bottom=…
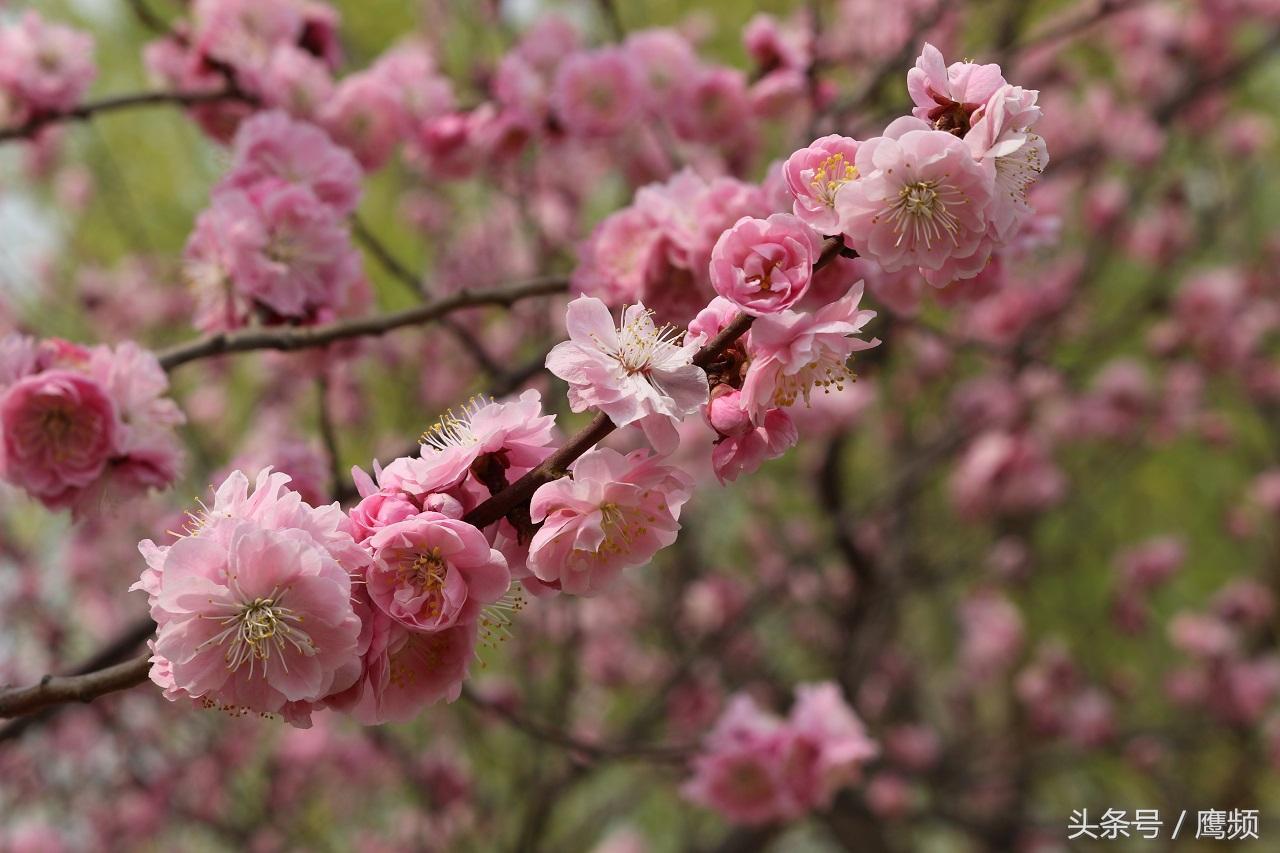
left=1, top=0, right=1279, bottom=849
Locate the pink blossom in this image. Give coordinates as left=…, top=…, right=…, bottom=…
left=365, top=513, right=510, bottom=633
left=709, top=397, right=798, bottom=483
left=709, top=214, right=822, bottom=315
left=551, top=48, right=642, bottom=137
left=0, top=370, right=117, bottom=508
left=319, top=71, right=405, bottom=170
left=682, top=694, right=792, bottom=825
left=0, top=12, right=97, bottom=116
left=191, top=0, right=303, bottom=71
left=784, top=135, right=862, bottom=234
left=223, top=111, right=362, bottom=215
left=324, top=591, right=477, bottom=724
left=959, top=591, right=1025, bottom=680
left=743, top=14, right=810, bottom=73
left=949, top=430, right=1065, bottom=519
left=85, top=342, right=185, bottom=499
left=740, top=285, right=879, bottom=414
left=965, top=85, right=1047, bottom=241
left=672, top=67, right=754, bottom=145
left=782, top=682, right=878, bottom=808
left=416, top=390, right=558, bottom=490
left=255, top=45, right=334, bottom=119
left=527, top=448, right=693, bottom=595
left=185, top=181, right=362, bottom=329
left=571, top=207, right=666, bottom=307
left=906, top=42, right=1006, bottom=134
left=623, top=29, right=699, bottom=112
left=835, top=119, right=995, bottom=286
left=545, top=297, right=709, bottom=434
left=136, top=469, right=368, bottom=725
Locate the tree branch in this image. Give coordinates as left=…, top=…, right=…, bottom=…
left=0, top=654, right=151, bottom=719
left=0, top=89, right=251, bottom=143
left=156, top=276, right=569, bottom=371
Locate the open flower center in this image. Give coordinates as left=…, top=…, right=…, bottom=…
left=809, top=153, right=858, bottom=207
left=887, top=180, right=963, bottom=249
left=604, top=312, right=685, bottom=376
left=402, top=547, right=448, bottom=594
left=200, top=588, right=315, bottom=676
left=770, top=352, right=853, bottom=408
left=421, top=396, right=490, bottom=450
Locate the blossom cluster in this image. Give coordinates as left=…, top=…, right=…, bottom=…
left=184, top=110, right=369, bottom=330
left=0, top=335, right=183, bottom=513
left=682, top=683, right=878, bottom=825
left=0, top=12, right=96, bottom=128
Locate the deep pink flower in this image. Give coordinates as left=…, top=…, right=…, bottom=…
left=528, top=448, right=693, bottom=595
left=709, top=214, right=822, bottom=315
left=672, top=67, right=754, bottom=145
left=784, top=135, right=862, bottom=234
left=545, top=297, right=709, bottom=433
left=835, top=119, right=996, bottom=286
left=740, top=285, right=879, bottom=415
left=551, top=48, right=642, bottom=137
left=0, top=12, right=97, bottom=115
left=0, top=370, right=117, bottom=508
left=223, top=111, right=362, bottom=215
left=365, top=513, right=510, bottom=633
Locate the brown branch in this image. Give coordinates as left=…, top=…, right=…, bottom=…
left=0, top=89, right=251, bottom=143
left=0, top=654, right=151, bottom=719
left=156, top=276, right=569, bottom=371
left=461, top=687, right=689, bottom=763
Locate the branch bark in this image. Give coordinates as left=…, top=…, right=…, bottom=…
left=156, top=276, right=569, bottom=371
left=0, top=654, right=151, bottom=719
left=0, top=89, right=251, bottom=143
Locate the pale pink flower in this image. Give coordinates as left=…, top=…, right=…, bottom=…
left=136, top=471, right=368, bottom=725
left=623, top=29, right=699, bottom=112
left=965, top=85, right=1048, bottom=241
left=782, top=682, right=878, bottom=808
left=682, top=694, right=792, bottom=825
left=784, top=135, right=862, bottom=234
left=0, top=370, right=117, bottom=508
left=551, top=48, right=642, bottom=137
left=365, top=513, right=510, bottom=633
left=325, top=593, right=478, bottom=725
left=906, top=42, right=1006, bottom=134
left=709, top=214, right=822, bottom=315
left=0, top=12, right=96, bottom=115
left=85, top=342, right=185, bottom=498
left=959, top=591, right=1025, bottom=680
left=949, top=430, right=1065, bottom=520
left=527, top=448, right=693, bottom=595
left=369, top=41, right=456, bottom=138
left=545, top=296, right=709, bottom=432
left=223, top=110, right=362, bottom=215
left=740, top=285, right=879, bottom=414
left=672, top=67, right=754, bottom=145
left=415, top=390, right=558, bottom=490
left=255, top=44, right=334, bottom=119
left=185, top=181, right=361, bottom=329
left=191, top=0, right=303, bottom=71
left=835, top=119, right=995, bottom=286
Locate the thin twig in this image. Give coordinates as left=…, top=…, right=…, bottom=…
left=0, top=655, right=151, bottom=719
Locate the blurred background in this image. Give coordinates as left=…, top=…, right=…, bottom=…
left=3, top=0, right=1280, bottom=850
